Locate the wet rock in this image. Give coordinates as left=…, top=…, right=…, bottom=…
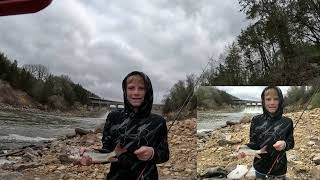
left=226, top=121, right=239, bottom=126
left=75, top=128, right=92, bottom=136
left=240, top=115, right=252, bottom=124
left=312, top=154, right=320, bottom=165
left=200, top=167, right=228, bottom=178
left=217, top=139, right=241, bottom=146
left=58, top=154, right=74, bottom=164
left=66, top=133, right=76, bottom=139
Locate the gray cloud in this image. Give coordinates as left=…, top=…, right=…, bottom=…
left=0, top=0, right=248, bottom=103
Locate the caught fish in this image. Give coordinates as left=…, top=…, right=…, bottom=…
left=82, top=150, right=117, bottom=163
left=69, top=149, right=117, bottom=164
left=238, top=145, right=267, bottom=158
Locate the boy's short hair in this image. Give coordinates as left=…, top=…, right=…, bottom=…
left=264, top=88, right=279, bottom=98
left=126, top=74, right=144, bottom=85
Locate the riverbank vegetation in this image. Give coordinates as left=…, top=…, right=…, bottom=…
left=0, top=52, right=98, bottom=110
left=202, top=0, right=320, bottom=85
left=285, top=86, right=320, bottom=111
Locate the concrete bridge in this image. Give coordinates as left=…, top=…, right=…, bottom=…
left=89, top=97, right=124, bottom=109
left=89, top=96, right=164, bottom=111
left=232, top=98, right=262, bottom=106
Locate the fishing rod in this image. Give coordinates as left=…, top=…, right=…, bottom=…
left=167, top=58, right=212, bottom=132
left=293, top=85, right=320, bottom=129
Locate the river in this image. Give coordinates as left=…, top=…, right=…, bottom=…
left=197, top=106, right=263, bottom=133
left=0, top=109, right=108, bottom=150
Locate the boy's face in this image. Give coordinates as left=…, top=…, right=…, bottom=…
left=126, top=76, right=146, bottom=108
left=264, top=88, right=279, bottom=114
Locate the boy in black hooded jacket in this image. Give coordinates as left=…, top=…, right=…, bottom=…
left=80, top=71, right=169, bottom=180
left=238, top=86, right=294, bottom=179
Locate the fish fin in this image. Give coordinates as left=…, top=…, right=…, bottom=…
left=255, top=154, right=261, bottom=159
left=260, top=145, right=268, bottom=154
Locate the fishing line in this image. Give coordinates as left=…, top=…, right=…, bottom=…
left=167, top=58, right=211, bottom=132
left=293, top=85, right=320, bottom=129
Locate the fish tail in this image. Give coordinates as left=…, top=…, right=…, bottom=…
left=255, top=154, right=261, bottom=158
left=259, top=145, right=268, bottom=154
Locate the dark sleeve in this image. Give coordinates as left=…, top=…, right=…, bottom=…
left=284, top=119, right=294, bottom=151
left=246, top=116, right=260, bottom=150
left=149, top=119, right=169, bottom=164
left=101, top=112, right=116, bottom=152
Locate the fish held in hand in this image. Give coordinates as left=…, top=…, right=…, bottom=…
left=238, top=145, right=267, bottom=158
left=69, top=150, right=117, bottom=164
left=83, top=151, right=117, bottom=163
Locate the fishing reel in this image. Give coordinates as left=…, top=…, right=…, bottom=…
left=118, top=134, right=142, bottom=152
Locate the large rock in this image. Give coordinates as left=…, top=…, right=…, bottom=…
left=217, top=139, right=241, bottom=146
left=312, top=154, right=320, bottom=165
left=58, top=154, right=74, bottom=164
left=200, top=167, right=228, bottom=178
left=75, top=128, right=92, bottom=136
left=240, top=115, right=252, bottom=124
left=226, top=121, right=239, bottom=126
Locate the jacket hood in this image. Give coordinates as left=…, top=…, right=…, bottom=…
left=122, top=71, right=153, bottom=118
left=261, top=86, right=284, bottom=120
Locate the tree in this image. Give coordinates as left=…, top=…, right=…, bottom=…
left=162, top=74, right=197, bottom=115
left=23, top=64, right=49, bottom=81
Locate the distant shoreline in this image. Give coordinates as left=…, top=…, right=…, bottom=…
left=0, top=103, right=108, bottom=118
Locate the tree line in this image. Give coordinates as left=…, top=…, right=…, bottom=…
left=0, top=52, right=97, bottom=110
left=162, top=0, right=320, bottom=114
left=203, top=0, right=320, bottom=85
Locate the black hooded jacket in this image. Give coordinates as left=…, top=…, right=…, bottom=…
left=101, top=71, right=169, bottom=180
left=246, top=86, right=294, bottom=176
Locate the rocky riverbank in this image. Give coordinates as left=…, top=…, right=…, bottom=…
left=197, top=108, right=320, bottom=179
left=0, top=118, right=197, bottom=180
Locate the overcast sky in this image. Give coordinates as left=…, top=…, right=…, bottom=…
left=216, top=86, right=291, bottom=101
left=0, top=0, right=249, bottom=103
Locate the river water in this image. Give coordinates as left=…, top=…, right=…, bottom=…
left=0, top=109, right=108, bottom=150
left=197, top=106, right=263, bottom=133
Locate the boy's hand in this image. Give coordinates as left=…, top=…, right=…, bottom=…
left=273, top=140, right=286, bottom=151
left=134, top=146, right=154, bottom=161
